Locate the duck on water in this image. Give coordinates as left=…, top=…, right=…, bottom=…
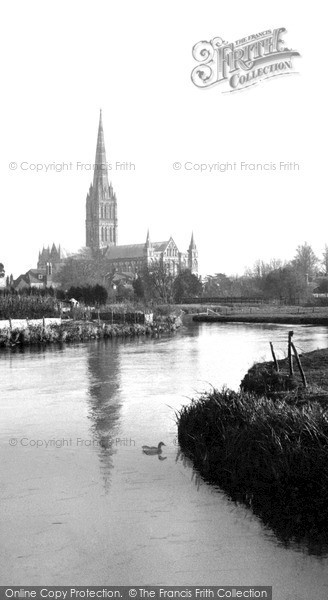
left=142, top=442, right=166, bottom=455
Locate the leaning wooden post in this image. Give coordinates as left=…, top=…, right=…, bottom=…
left=291, top=342, right=307, bottom=388
left=288, top=331, right=294, bottom=376
left=270, top=342, right=279, bottom=372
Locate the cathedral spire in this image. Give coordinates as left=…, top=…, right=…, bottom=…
left=189, top=231, right=196, bottom=249
left=188, top=232, right=198, bottom=275
left=86, top=111, right=118, bottom=250
left=93, top=109, right=109, bottom=192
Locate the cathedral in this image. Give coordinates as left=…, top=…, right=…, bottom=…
left=85, top=110, right=198, bottom=276
left=14, top=111, right=198, bottom=290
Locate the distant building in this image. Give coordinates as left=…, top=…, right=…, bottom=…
left=13, top=244, right=65, bottom=290
left=37, top=243, right=65, bottom=274
left=85, top=111, right=198, bottom=275
left=103, top=230, right=197, bottom=276
left=13, top=269, right=48, bottom=290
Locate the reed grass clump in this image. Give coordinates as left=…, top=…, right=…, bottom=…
left=178, top=388, right=328, bottom=551
left=241, top=363, right=297, bottom=397
left=0, top=295, right=60, bottom=319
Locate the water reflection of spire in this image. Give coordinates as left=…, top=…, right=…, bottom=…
left=86, top=341, right=122, bottom=492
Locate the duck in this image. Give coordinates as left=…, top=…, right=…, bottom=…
left=142, top=441, right=166, bottom=455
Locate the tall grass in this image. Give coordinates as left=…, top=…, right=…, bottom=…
left=0, top=295, right=60, bottom=319
left=178, top=388, right=328, bottom=553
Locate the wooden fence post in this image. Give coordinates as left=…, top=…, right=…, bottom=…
left=288, top=331, right=294, bottom=376
left=270, top=342, right=279, bottom=372
left=291, top=342, right=307, bottom=388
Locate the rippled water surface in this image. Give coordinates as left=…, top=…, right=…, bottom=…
left=1, top=322, right=328, bottom=597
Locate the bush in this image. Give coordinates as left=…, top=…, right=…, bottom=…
left=67, top=284, right=108, bottom=305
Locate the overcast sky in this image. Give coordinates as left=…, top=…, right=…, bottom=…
left=1, top=0, right=326, bottom=278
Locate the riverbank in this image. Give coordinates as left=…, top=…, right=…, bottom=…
left=193, top=314, right=328, bottom=325
left=191, top=304, right=328, bottom=325
left=177, top=347, right=328, bottom=552
left=241, top=348, right=328, bottom=403
left=0, top=317, right=180, bottom=348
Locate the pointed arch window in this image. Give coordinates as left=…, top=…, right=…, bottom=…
left=101, top=227, right=104, bottom=242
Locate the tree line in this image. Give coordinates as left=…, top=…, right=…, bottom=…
left=204, top=243, right=328, bottom=303
left=2, top=241, right=328, bottom=306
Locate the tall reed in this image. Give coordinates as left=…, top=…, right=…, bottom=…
left=178, top=388, right=328, bottom=552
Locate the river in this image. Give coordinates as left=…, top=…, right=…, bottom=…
left=1, top=322, right=328, bottom=597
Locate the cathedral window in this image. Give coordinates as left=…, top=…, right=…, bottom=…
left=105, top=228, right=108, bottom=241
left=110, top=228, right=113, bottom=242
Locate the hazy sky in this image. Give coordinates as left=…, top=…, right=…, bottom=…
left=1, top=1, right=326, bottom=278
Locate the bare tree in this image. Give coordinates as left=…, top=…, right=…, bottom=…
left=322, top=245, right=328, bottom=275
left=293, top=242, right=318, bottom=279
left=53, top=254, right=108, bottom=289
left=141, top=262, right=175, bottom=303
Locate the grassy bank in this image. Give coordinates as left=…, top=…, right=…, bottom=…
left=0, top=318, right=178, bottom=348
left=190, top=304, right=328, bottom=325
left=177, top=350, right=328, bottom=552
left=241, top=349, right=328, bottom=403
left=193, top=314, right=328, bottom=325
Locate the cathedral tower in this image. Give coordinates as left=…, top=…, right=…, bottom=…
left=86, top=110, right=118, bottom=250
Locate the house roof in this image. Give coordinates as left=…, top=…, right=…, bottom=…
left=13, top=270, right=46, bottom=288
left=28, top=273, right=45, bottom=284
left=27, top=269, right=46, bottom=276
left=14, top=274, right=29, bottom=286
